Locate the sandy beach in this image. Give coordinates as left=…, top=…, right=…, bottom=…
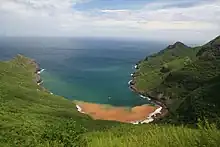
left=75, top=101, right=159, bottom=123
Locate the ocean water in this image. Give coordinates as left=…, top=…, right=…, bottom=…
left=0, top=37, right=164, bottom=107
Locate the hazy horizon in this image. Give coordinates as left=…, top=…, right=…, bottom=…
left=0, top=35, right=215, bottom=46
left=0, top=0, right=219, bottom=43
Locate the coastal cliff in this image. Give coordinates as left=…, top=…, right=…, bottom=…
left=12, top=55, right=50, bottom=93
left=130, top=35, right=220, bottom=124
left=129, top=64, right=168, bottom=121
left=13, top=54, right=42, bottom=83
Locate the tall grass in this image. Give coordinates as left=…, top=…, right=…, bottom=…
left=84, top=124, right=220, bottom=147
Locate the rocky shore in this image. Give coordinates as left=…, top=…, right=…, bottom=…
left=128, top=64, right=169, bottom=122
left=32, top=60, right=44, bottom=86
left=27, top=57, right=52, bottom=94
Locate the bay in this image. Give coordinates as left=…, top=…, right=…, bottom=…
left=0, top=37, right=164, bottom=107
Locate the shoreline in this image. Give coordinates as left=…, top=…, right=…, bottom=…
left=130, top=106, right=163, bottom=124
left=29, top=58, right=53, bottom=95
left=128, top=64, right=169, bottom=122
left=76, top=105, right=85, bottom=114
left=75, top=101, right=159, bottom=124
left=30, top=57, right=166, bottom=124
left=74, top=63, right=166, bottom=124
left=36, top=68, right=45, bottom=86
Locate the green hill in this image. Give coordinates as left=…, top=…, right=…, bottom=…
left=0, top=55, right=118, bottom=146
left=1, top=38, right=220, bottom=147
left=161, top=36, right=220, bottom=124
left=133, top=35, right=220, bottom=125
left=133, top=41, right=198, bottom=93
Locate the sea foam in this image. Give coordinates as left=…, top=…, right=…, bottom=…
left=37, top=68, right=45, bottom=74
left=139, top=95, right=151, bottom=101
left=131, top=106, right=163, bottom=124
left=76, top=105, right=85, bottom=114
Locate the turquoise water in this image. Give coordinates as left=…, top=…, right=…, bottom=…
left=0, top=37, right=164, bottom=107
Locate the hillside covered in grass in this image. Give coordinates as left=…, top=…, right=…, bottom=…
left=1, top=39, right=220, bottom=147
left=0, top=55, right=118, bottom=146
left=133, top=35, right=220, bottom=125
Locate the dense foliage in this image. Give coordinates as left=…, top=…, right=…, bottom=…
left=134, top=41, right=198, bottom=92
left=134, top=35, right=220, bottom=125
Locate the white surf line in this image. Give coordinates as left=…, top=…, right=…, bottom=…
left=128, top=80, right=132, bottom=85
left=131, top=73, right=134, bottom=77
left=141, top=106, right=163, bottom=124
left=37, top=80, right=44, bottom=86
left=37, top=68, right=45, bottom=74
left=139, top=94, right=151, bottom=101
left=130, top=106, right=163, bottom=124
left=36, top=67, right=54, bottom=95
left=140, top=118, right=155, bottom=124
left=76, top=105, right=85, bottom=114
left=149, top=107, right=163, bottom=118
left=134, top=65, right=138, bottom=69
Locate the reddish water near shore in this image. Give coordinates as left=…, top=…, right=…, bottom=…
left=75, top=101, right=159, bottom=123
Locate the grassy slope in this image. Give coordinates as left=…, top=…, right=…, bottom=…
left=1, top=52, right=220, bottom=147
left=134, top=42, right=199, bottom=92
left=135, top=35, right=220, bottom=125
left=84, top=123, right=220, bottom=147
left=0, top=55, right=118, bottom=147
left=160, top=36, right=220, bottom=124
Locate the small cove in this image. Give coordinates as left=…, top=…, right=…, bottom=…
left=0, top=37, right=164, bottom=107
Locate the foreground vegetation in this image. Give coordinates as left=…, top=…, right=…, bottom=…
left=84, top=123, right=220, bottom=147
left=0, top=35, right=220, bottom=146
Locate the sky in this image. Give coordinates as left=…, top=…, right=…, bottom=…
left=0, top=0, right=220, bottom=43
